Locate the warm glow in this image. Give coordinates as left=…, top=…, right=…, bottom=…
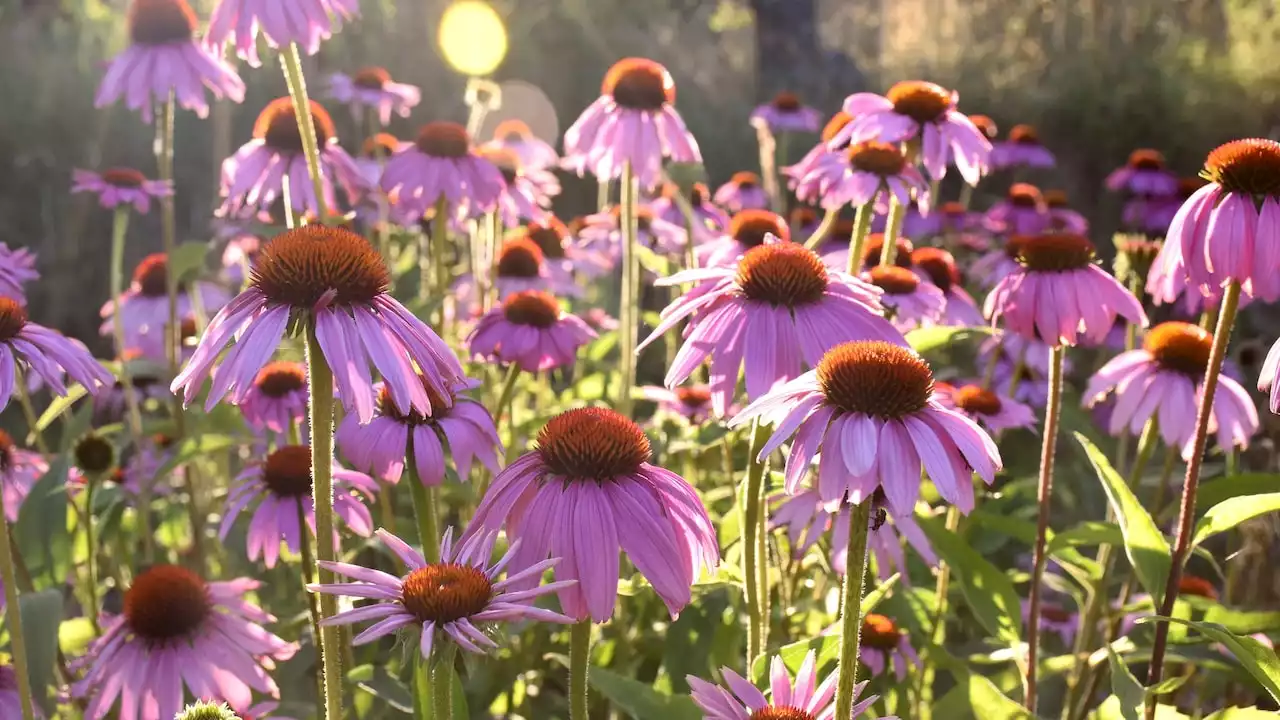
left=438, top=1, right=507, bottom=76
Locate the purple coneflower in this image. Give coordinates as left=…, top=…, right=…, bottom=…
left=713, top=172, right=771, bottom=214
left=1166, top=139, right=1280, bottom=301
left=467, top=291, right=596, bottom=373
left=640, top=385, right=719, bottom=424
left=310, top=527, right=575, bottom=657
left=1022, top=599, right=1079, bottom=647
left=173, top=225, right=465, bottom=424
left=865, top=266, right=945, bottom=331
left=328, top=66, right=421, bottom=126
left=96, top=0, right=245, bottom=122
left=698, top=210, right=790, bottom=267
left=1105, top=149, right=1179, bottom=197
left=71, top=564, right=297, bottom=719
left=337, top=378, right=501, bottom=485
left=220, top=445, right=377, bottom=568
left=239, top=361, right=308, bottom=434
left=859, top=614, right=920, bottom=680
left=985, top=233, right=1148, bottom=346
left=771, top=489, right=936, bottom=582
left=0, top=665, right=26, bottom=718
left=751, top=91, right=823, bottom=134
left=72, top=167, right=172, bottom=214
left=905, top=200, right=980, bottom=240
left=0, top=431, right=48, bottom=522
left=688, top=650, right=883, bottom=720
left=207, top=0, right=352, bottom=66
left=484, top=119, right=559, bottom=171
left=990, top=124, right=1056, bottom=169
left=99, top=253, right=230, bottom=354
left=70, top=435, right=175, bottom=504
left=983, top=183, right=1051, bottom=237
left=1088, top=322, right=1257, bottom=457
left=1043, top=189, right=1089, bottom=234
left=1125, top=176, right=1204, bottom=236
left=0, top=299, right=112, bottom=410
left=563, top=57, right=701, bottom=188
left=641, top=238, right=901, bottom=416
left=92, top=352, right=170, bottom=426
left=576, top=205, right=688, bottom=262
left=381, top=121, right=506, bottom=221
left=524, top=218, right=609, bottom=287
left=797, top=141, right=931, bottom=212
left=911, top=247, right=984, bottom=326
left=831, top=81, right=991, bottom=184
left=651, top=182, right=729, bottom=238
left=220, top=233, right=262, bottom=287
left=470, top=407, right=718, bottom=621
left=219, top=97, right=365, bottom=220
left=970, top=238, right=1026, bottom=289
left=730, top=340, right=1002, bottom=515
left=785, top=111, right=854, bottom=187
left=354, top=133, right=407, bottom=188
left=0, top=244, right=38, bottom=305
left=481, top=147, right=556, bottom=225
left=934, top=382, right=1037, bottom=434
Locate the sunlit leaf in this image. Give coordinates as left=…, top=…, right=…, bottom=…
left=19, top=589, right=62, bottom=714
left=15, top=457, right=72, bottom=584
left=589, top=666, right=701, bottom=720
left=1191, top=493, right=1280, bottom=547
left=1198, top=473, right=1280, bottom=509
left=1136, top=618, right=1280, bottom=703
left=1107, top=646, right=1144, bottom=720
left=934, top=672, right=1030, bottom=719
left=905, top=325, right=993, bottom=354
left=920, top=516, right=1022, bottom=645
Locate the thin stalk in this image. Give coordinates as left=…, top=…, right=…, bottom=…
left=980, top=335, right=1005, bottom=390
left=833, top=501, right=873, bottom=720
left=297, top=497, right=326, bottom=702
left=918, top=504, right=962, bottom=718
left=83, top=477, right=100, bottom=634
left=569, top=619, right=592, bottom=720
left=617, top=162, right=638, bottom=417
left=843, top=203, right=874, bottom=274
left=1064, top=418, right=1159, bottom=715
left=1025, top=344, right=1066, bottom=712
left=407, top=443, right=442, bottom=564
left=1145, top=280, right=1242, bottom=719
left=305, top=324, right=344, bottom=720
left=752, top=122, right=780, bottom=213
left=433, top=644, right=456, bottom=720
left=155, top=95, right=183, bottom=431
left=803, top=208, right=840, bottom=250
left=878, top=196, right=907, bottom=267
left=13, top=368, right=48, bottom=455
left=432, top=195, right=450, bottom=326
left=493, top=363, right=522, bottom=433
left=108, top=208, right=144, bottom=442
left=0, top=509, right=34, bottom=720
left=958, top=183, right=974, bottom=211
left=279, top=43, right=329, bottom=220
left=742, top=420, right=769, bottom=662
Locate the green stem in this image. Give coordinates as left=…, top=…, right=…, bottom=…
left=1145, top=280, right=1242, bottom=719
left=279, top=43, right=329, bottom=221
left=433, top=644, right=456, bottom=720
left=297, top=497, right=326, bottom=703
left=13, top=367, right=47, bottom=455
left=878, top=196, right=907, bottom=267
left=742, top=420, right=769, bottom=662
left=83, top=478, right=99, bottom=634
left=493, top=363, right=522, bottom=434
left=980, top=335, right=1005, bottom=391
left=408, top=445, right=441, bottom=564
left=803, top=207, right=839, bottom=250
left=156, top=95, right=184, bottom=435
left=569, top=620, right=592, bottom=720
left=918, top=504, right=962, bottom=718
left=0, top=509, right=35, bottom=720
left=1025, top=344, right=1065, bottom=713
left=617, top=162, right=638, bottom=418
left=833, top=501, right=873, bottom=720
left=305, top=324, right=343, bottom=720
left=432, top=195, right=451, bottom=328
left=108, top=208, right=145, bottom=442
left=844, top=203, right=874, bottom=275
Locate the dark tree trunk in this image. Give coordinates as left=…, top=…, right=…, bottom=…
left=748, top=0, right=870, bottom=108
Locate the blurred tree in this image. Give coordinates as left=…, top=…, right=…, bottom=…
left=748, top=0, right=867, bottom=102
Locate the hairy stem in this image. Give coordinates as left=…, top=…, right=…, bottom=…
left=305, top=324, right=343, bottom=720
left=833, top=501, right=873, bottom=720
left=1025, top=344, right=1065, bottom=712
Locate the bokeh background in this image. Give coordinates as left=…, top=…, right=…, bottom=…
left=3, top=0, right=1279, bottom=340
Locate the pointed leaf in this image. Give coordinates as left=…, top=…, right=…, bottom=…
left=14, top=457, right=71, bottom=584
left=1198, top=473, right=1280, bottom=509
left=588, top=666, right=701, bottom=720
left=18, top=589, right=61, bottom=714
left=920, top=515, right=1022, bottom=645
left=934, top=672, right=1031, bottom=719
left=33, top=384, right=88, bottom=435
left=1192, top=493, right=1280, bottom=547
left=1137, top=617, right=1280, bottom=704
left=905, top=326, right=993, bottom=354
left=1075, top=433, right=1171, bottom=603
left=1107, top=646, right=1144, bottom=720
left=1202, top=606, right=1280, bottom=635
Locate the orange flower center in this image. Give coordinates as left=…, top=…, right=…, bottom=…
left=869, top=265, right=920, bottom=295
left=494, top=119, right=532, bottom=142
left=254, top=361, right=307, bottom=398
left=1014, top=234, right=1096, bottom=272
left=602, top=58, right=675, bottom=110
left=1177, top=575, right=1219, bottom=600
left=537, top=407, right=651, bottom=480
left=124, top=564, right=211, bottom=643
left=1008, top=183, right=1044, bottom=208
left=252, top=225, right=390, bottom=308
left=526, top=220, right=568, bottom=259
left=376, top=377, right=452, bottom=425
left=817, top=341, right=933, bottom=418
left=969, top=114, right=997, bottom=140
left=1203, top=138, right=1280, bottom=196
left=911, top=247, right=959, bottom=292
left=886, top=81, right=952, bottom=124
left=502, top=290, right=561, bottom=329
left=675, top=386, right=712, bottom=407
left=132, top=253, right=170, bottom=297
left=253, top=97, right=336, bottom=153
left=0, top=299, right=28, bottom=343
left=731, top=171, right=761, bottom=188
left=362, top=133, right=401, bottom=158
left=352, top=66, right=392, bottom=90
left=863, top=234, right=914, bottom=269
left=1009, top=124, right=1040, bottom=145
left=1128, top=149, right=1166, bottom=171
left=771, top=91, right=802, bottom=111
left=1144, top=322, right=1211, bottom=376
left=861, top=612, right=902, bottom=651
left=261, top=445, right=313, bottom=498
left=821, top=112, right=854, bottom=144
left=1040, top=604, right=1074, bottom=622
left=730, top=210, right=790, bottom=247
left=952, top=385, right=1003, bottom=416
left=1043, top=189, right=1069, bottom=209
left=848, top=141, right=907, bottom=176
left=749, top=709, right=815, bottom=720
left=415, top=122, right=472, bottom=159
left=736, top=243, right=829, bottom=307
left=102, top=167, right=148, bottom=188
left=401, top=563, right=494, bottom=623
left=496, top=238, right=544, bottom=278
left=127, top=0, right=195, bottom=45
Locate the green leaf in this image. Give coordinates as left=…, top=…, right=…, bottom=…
left=905, top=325, right=993, bottom=354
left=588, top=666, right=701, bottom=720
left=1192, top=493, right=1280, bottom=547
left=1147, top=675, right=1189, bottom=696
left=168, top=241, right=210, bottom=283
left=1107, top=646, right=1144, bottom=720
left=33, top=384, right=88, bottom=434
left=1137, top=618, right=1280, bottom=704
left=348, top=664, right=413, bottom=713
left=1205, top=708, right=1280, bottom=719
left=1198, top=473, right=1280, bottom=509
left=934, top=672, right=1031, bottom=719
left=1076, top=433, right=1171, bottom=603
left=19, top=589, right=62, bottom=714
left=155, top=434, right=238, bottom=480
left=1203, top=605, right=1280, bottom=635
left=14, top=457, right=71, bottom=584
left=919, top=516, right=1022, bottom=645
left=1048, top=521, right=1123, bottom=555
